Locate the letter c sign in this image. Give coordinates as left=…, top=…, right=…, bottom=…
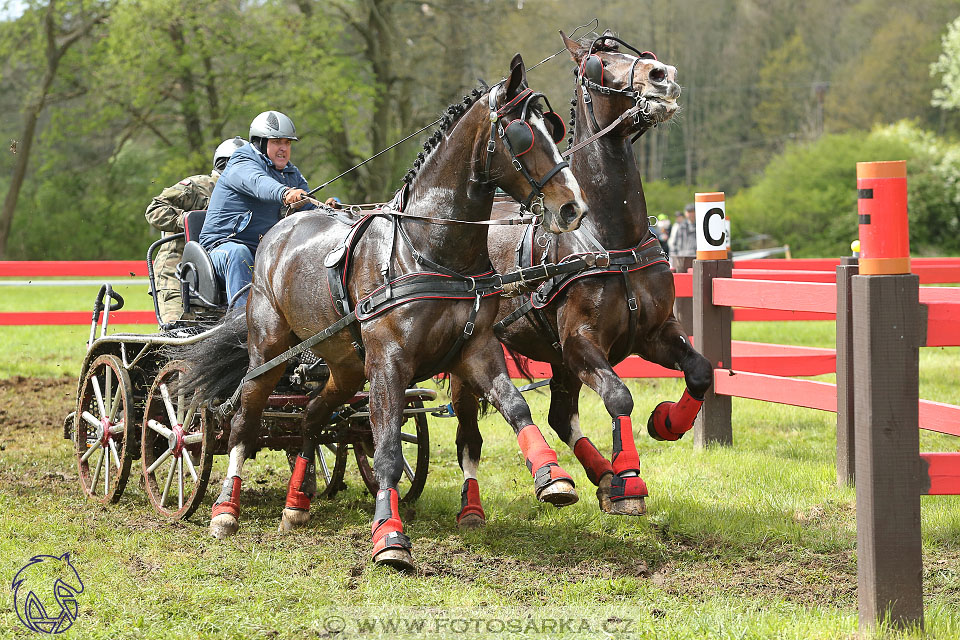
left=695, top=192, right=728, bottom=260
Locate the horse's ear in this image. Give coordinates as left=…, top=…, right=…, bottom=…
left=560, top=30, right=581, bottom=62
left=506, top=53, right=527, bottom=98
left=597, top=29, right=620, bottom=52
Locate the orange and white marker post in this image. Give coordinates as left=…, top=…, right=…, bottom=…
left=695, top=192, right=728, bottom=260
left=856, top=161, right=909, bottom=275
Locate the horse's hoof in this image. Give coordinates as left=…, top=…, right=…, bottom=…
left=373, top=548, right=415, bottom=572
left=210, top=514, right=239, bottom=539
left=456, top=513, right=486, bottom=530
left=597, top=473, right=647, bottom=516
left=278, top=508, right=310, bottom=532
left=537, top=479, right=579, bottom=507
left=596, top=473, right=614, bottom=512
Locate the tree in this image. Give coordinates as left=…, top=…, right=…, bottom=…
left=0, top=0, right=108, bottom=258
left=931, top=14, right=960, bottom=110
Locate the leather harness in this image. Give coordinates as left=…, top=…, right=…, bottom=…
left=493, top=226, right=668, bottom=359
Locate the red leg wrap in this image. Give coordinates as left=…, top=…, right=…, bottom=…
left=456, top=478, right=485, bottom=523
left=211, top=476, right=241, bottom=519
left=573, top=437, right=613, bottom=486
left=611, top=415, right=640, bottom=475
left=609, top=474, right=649, bottom=501
left=517, top=425, right=573, bottom=490
left=285, top=455, right=313, bottom=511
left=371, top=488, right=410, bottom=557
left=647, top=389, right=704, bottom=441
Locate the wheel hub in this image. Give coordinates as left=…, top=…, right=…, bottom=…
left=99, top=418, right=111, bottom=447
left=169, top=424, right=185, bottom=458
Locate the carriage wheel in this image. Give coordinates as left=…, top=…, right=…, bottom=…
left=141, top=361, right=214, bottom=520
left=353, top=401, right=430, bottom=503
left=75, top=354, right=134, bottom=504
left=284, top=440, right=348, bottom=500
left=316, top=441, right=349, bottom=498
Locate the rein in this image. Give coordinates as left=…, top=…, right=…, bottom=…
left=301, top=197, right=540, bottom=227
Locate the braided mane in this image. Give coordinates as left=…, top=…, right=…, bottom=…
left=567, top=32, right=621, bottom=149
left=403, top=86, right=487, bottom=186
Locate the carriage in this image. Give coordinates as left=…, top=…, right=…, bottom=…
left=59, top=39, right=689, bottom=569
left=62, top=208, right=439, bottom=520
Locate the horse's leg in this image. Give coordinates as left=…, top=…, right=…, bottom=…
left=451, top=334, right=578, bottom=508
left=638, top=316, right=713, bottom=442
left=366, top=355, right=416, bottom=570
left=559, top=334, right=647, bottom=516
left=210, top=296, right=291, bottom=539
left=279, top=365, right=365, bottom=532
left=547, top=365, right=617, bottom=508
left=450, top=375, right=486, bottom=529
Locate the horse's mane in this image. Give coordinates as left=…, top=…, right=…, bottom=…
left=567, top=32, right=622, bottom=149
left=403, top=86, right=488, bottom=187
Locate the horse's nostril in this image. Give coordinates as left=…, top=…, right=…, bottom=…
left=559, top=202, right=581, bottom=225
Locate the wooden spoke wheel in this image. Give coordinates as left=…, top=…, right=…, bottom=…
left=354, top=401, right=429, bottom=503
left=315, top=441, right=349, bottom=498
left=75, top=354, right=134, bottom=504
left=141, top=361, right=214, bottom=520
left=284, top=440, right=348, bottom=500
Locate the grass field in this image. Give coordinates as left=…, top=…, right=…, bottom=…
left=1, top=284, right=959, bottom=638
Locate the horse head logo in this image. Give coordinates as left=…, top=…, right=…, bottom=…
left=11, top=553, right=84, bottom=634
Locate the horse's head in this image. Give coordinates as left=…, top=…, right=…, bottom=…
left=483, top=54, right=588, bottom=233
left=562, top=30, right=681, bottom=135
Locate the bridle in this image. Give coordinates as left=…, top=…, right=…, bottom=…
left=577, top=35, right=664, bottom=134
left=482, top=84, right=570, bottom=215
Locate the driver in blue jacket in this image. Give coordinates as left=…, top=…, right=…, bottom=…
left=200, top=110, right=314, bottom=307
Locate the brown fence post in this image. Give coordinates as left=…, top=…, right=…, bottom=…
left=853, top=160, right=923, bottom=630
left=853, top=273, right=923, bottom=629
left=693, top=258, right=733, bottom=447
left=836, top=257, right=858, bottom=486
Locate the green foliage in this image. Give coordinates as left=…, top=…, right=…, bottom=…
left=642, top=179, right=715, bottom=220
left=730, top=122, right=960, bottom=257
left=931, top=15, right=960, bottom=110
left=826, top=13, right=946, bottom=132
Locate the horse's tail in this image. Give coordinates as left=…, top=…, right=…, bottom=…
left=170, top=309, right=249, bottom=403
left=504, top=346, right=535, bottom=384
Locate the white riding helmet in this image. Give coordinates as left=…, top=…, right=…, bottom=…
left=213, top=136, right=248, bottom=171
left=249, top=111, right=298, bottom=141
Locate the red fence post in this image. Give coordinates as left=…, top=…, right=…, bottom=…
left=853, top=160, right=923, bottom=630
left=835, top=256, right=858, bottom=486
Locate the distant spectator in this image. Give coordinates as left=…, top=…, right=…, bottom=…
left=668, top=203, right=697, bottom=270
left=668, top=203, right=697, bottom=334
left=655, top=214, right=671, bottom=258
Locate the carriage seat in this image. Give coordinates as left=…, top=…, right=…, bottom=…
left=177, top=210, right=226, bottom=312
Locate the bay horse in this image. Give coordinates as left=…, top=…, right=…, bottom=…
left=450, top=32, right=713, bottom=527
left=177, top=54, right=588, bottom=570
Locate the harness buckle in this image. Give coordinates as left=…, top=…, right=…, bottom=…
left=487, top=139, right=496, bottom=153
left=463, top=322, right=475, bottom=337
left=529, top=194, right=544, bottom=216
left=512, top=158, right=522, bottom=172
left=596, top=252, right=611, bottom=268
left=628, top=297, right=638, bottom=311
